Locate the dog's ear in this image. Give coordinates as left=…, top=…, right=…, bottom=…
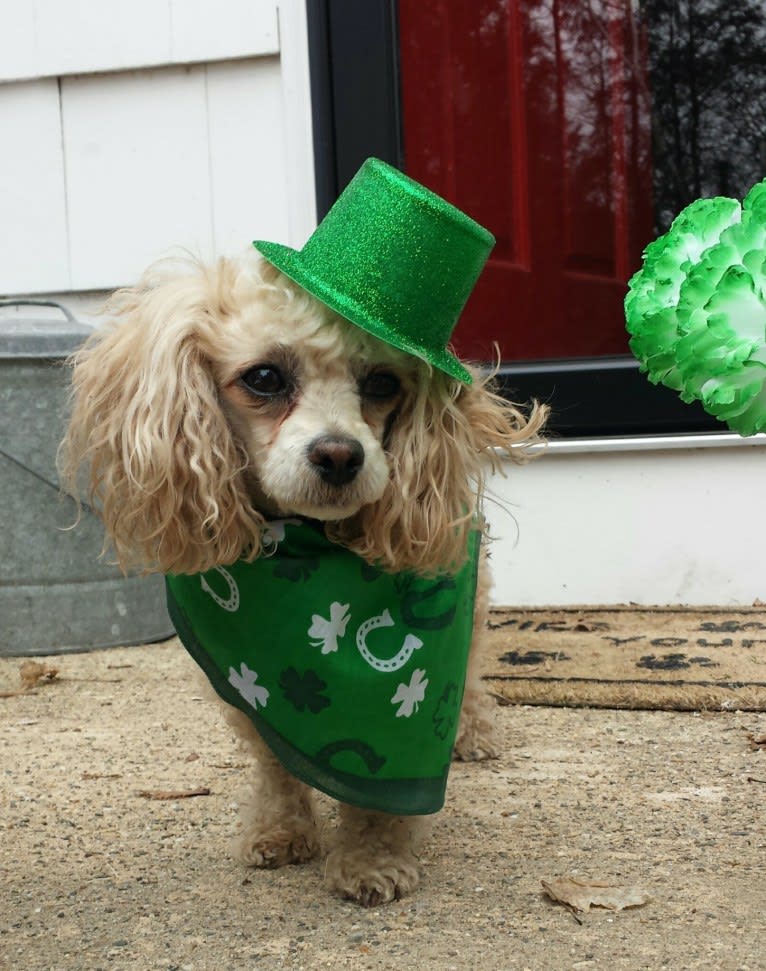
left=339, top=367, right=547, bottom=574
left=59, top=260, right=264, bottom=574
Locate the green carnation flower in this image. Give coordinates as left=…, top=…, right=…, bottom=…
left=625, top=177, right=766, bottom=434
left=625, top=197, right=740, bottom=391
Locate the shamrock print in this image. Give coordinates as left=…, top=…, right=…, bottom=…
left=279, top=667, right=331, bottom=714
left=433, top=681, right=460, bottom=740
left=308, top=602, right=351, bottom=654
left=273, top=557, right=321, bottom=583
left=261, top=518, right=302, bottom=548
left=391, top=668, right=429, bottom=718
left=228, top=663, right=269, bottom=710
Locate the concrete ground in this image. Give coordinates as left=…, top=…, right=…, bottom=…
left=1, top=640, right=764, bottom=971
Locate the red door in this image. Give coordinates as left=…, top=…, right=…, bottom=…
left=399, top=0, right=654, bottom=363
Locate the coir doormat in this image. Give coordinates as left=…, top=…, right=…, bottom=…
left=485, top=607, right=766, bottom=712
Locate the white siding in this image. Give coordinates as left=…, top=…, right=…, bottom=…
left=62, top=65, right=213, bottom=290
left=0, top=0, right=313, bottom=297
left=0, top=0, right=279, bottom=82
left=206, top=57, right=290, bottom=255
left=0, top=80, right=70, bottom=293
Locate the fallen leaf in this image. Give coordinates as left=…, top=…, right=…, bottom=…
left=19, top=661, right=60, bottom=689
left=541, top=876, right=651, bottom=914
left=136, top=787, right=211, bottom=801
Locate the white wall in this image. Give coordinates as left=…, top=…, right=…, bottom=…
left=0, top=0, right=315, bottom=303
left=486, top=434, right=766, bottom=607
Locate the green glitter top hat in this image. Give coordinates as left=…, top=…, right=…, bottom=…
left=253, top=157, right=495, bottom=384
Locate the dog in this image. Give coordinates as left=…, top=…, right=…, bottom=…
left=59, top=249, right=546, bottom=905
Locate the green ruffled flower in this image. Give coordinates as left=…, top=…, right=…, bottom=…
left=626, top=197, right=741, bottom=391
left=625, top=178, right=766, bottom=434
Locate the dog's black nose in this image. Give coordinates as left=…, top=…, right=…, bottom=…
left=307, top=435, right=365, bottom=486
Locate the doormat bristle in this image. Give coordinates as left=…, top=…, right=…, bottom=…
left=484, top=607, right=766, bottom=712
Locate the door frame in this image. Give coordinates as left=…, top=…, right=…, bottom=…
left=305, top=0, right=719, bottom=437
left=306, top=0, right=403, bottom=218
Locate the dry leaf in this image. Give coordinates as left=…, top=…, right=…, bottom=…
left=542, top=876, right=651, bottom=914
left=19, top=661, right=60, bottom=689
left=137, top=787, right=211, bottom=801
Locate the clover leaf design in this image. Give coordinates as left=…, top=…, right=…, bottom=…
left=433, top=681, right=461, bottom=741
left=273, top=557, right=321, bottom=583
left=279, top=667, right=331, bottom=714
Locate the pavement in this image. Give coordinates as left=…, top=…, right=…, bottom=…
left=2, top=639, right=764, bottom=971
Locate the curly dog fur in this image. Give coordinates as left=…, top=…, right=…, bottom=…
left=60, top=249, right=546, bottom=905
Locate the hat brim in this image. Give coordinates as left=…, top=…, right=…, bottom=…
left=253, top=240, right=473, bottom=385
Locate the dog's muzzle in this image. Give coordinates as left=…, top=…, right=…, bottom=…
left=307, top=434, right=365, bottom=486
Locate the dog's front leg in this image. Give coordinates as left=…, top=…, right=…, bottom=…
left=222, top=704, right=320, bottom=868
left=453, top=641, right=499, bottom=761
left=453, top=551, right=500, bottom=761
left=453, top=552, right=499, bottom=762
left=325, top=804, right=427, bottom=906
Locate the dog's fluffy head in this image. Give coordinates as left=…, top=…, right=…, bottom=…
left=60, top=252, right=546, bottom=575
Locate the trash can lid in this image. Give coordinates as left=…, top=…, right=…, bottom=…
left=0, top=300, right=93, bottom=359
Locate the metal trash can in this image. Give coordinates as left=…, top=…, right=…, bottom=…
left=0, top=299, right=174, bottom=656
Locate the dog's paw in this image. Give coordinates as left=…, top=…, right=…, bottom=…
left=236, top=820, right=319, bottom=869
left=453, top=719, right=500, bottom=761
left=325, top=848, right=421, bottom=906
left=454, top=687, right=501, bottom=762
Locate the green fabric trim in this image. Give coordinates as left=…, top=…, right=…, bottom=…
left=166, top=520, right=479, bottom=816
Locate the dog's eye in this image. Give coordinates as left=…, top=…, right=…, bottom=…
left=240, top=365, right=286, bottom=397
left=361, top=371, right=401, bottom=400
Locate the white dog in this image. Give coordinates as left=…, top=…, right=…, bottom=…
left=60, top=249, right=545, bottom=905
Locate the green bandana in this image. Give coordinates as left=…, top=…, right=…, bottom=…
left=166, top=520, right=480, bottom=815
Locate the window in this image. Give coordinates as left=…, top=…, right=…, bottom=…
left=309, top=0, right=763, bottom=436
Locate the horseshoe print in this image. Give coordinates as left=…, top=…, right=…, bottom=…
left=400, top=577, right=457, bottom=630
left=356, top=608, right=423, bottom=672
left=315, top=739, right=386, bottom=775
left=200, top=566, right=240, bottom=612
